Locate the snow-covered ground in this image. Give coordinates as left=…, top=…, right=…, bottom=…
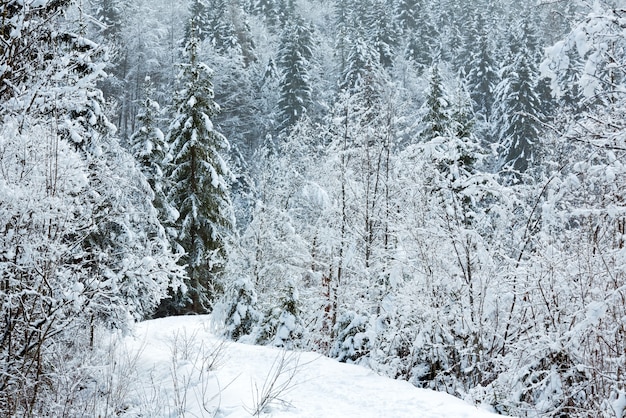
left=115, top=316, right=504, bottom=417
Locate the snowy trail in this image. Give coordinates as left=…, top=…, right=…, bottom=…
left=119, top=316, right=504, bottom=417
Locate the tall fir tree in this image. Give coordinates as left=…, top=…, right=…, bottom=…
left=465, top=11, right=499, bottom=143
left=493, top=20, right=544, bottom=176
left=128, top=78, right=169, bottom=222
left=205, top=0, right=240, bottom=54
left=252, top=0, right=280, bottom=28
left=403, top=4, right=439, bottom=71
left=341, top=37, right=380, bottom=96
left=367, top=0, right=399, bottom=68
left=396, top=0, right=422, bottom=33
left=184, top=0, right=212, bottom=43
left=277, top=16, right=314, bottom=134
left=164, top=35, right=234, bottom=314
left=422, top=64, right=448, bottom=141
left=465, top=12, right=498, bottom=116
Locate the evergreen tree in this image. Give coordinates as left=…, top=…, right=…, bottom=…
left=465, top=12, right=499, bottom=143
left=219, top=277, right=262, bottom=341
left=252, top=0, right=280, bottom=28
left=333, top=0, right=355, bottom=76
left=165, top=36, right=234, bottom=314
left=257, top=280, right=304, bottom=349
left=341, top=38, right=380, bottom=96
left=129, top=78, right=169, bottom=221
left=422, top=65, right=448, bottom=141
left=334, top=0, right=355, bottom=28
left=277, top=16, right=314, bottom=133
left=404, top=8, right=439, bottom=71
left=205, top=0, right=240, bottom=54
left=367, top=0, right=399, bottom=68
left=465, top=13, right=498, bottom=118
left=493, top=20, right=544, bottom=175
left=206, top=46, right=261, bottom=161
left=330, top=311, right=373, bottom=363
left=184, top=0, right=212, bottom=43
left=397, top=0, right=422, bottom=33
left=279, top=0, right=297, bottom=24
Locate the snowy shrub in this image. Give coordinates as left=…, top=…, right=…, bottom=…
left=330, top=311, right=374, bottom=363
left=363, top=311, right=415, bottom=381
left=468, top=347, right=591, bottom=417
left=518, top=350, right=589, bottom=416
left=217, top=277, right=262, bottom=341
left=256, top=281, right=304, bottom=349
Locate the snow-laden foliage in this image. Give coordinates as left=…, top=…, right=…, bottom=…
left=0, top=2, right=184, bottom=415
left=0, top=117, right=183, bottom=415
left=0, top=0, right=71, bottom=111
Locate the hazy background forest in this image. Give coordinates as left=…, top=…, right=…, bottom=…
left=1, top=0, right=625, bottom=416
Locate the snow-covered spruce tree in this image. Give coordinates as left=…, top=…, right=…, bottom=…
left=251, top=0, right=281, bottom=31
left=128, top=78, right=170, bottom=223
left=276, top=15, right=314, bottom=134
left=493, top=19, right=545, bottom=177
left=183, top=0, right=212, bottom=43
left=465, top=12, right=499, bottom=129
left=330, top=311, right=374, bottom=363
left=332, top=0, right=355, bottom=75
left=396, top=0, right=421, bottom=33
left=366, top=0, right=399, bottom=68
left=398, top=0, right=439, bottom=73
left=422, top=64, right=448, bottom=141
left=163, top=34, right=234, bottom=315
left=340, top=36, right=383, bottom=99
left=202, top=0, right=240, bottom=54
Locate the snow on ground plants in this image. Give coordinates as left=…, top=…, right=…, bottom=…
left=113, top=315, right=505, bottom=417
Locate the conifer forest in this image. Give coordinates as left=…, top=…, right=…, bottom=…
left=1, top=0, right=626, bottom=416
